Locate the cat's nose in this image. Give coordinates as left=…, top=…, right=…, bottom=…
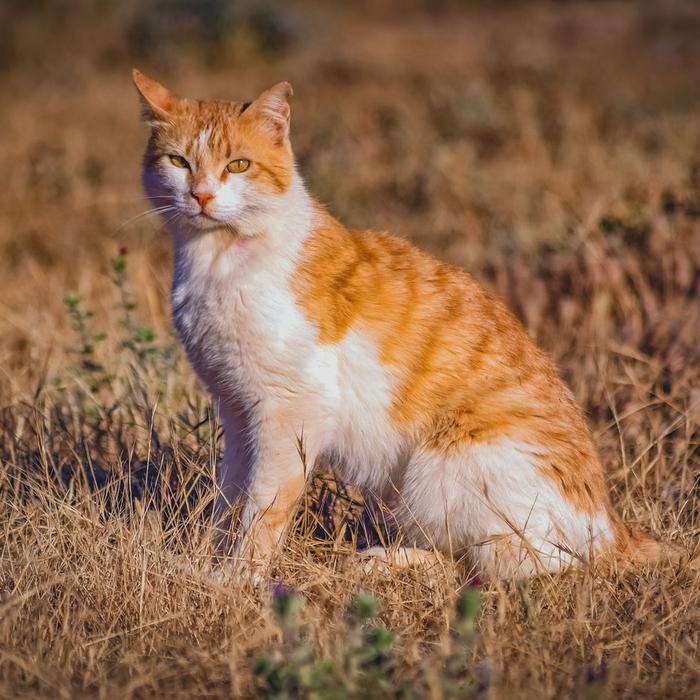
left=192, top=191, right=214, bottom=209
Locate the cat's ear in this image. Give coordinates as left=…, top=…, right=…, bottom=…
left=132, top=69, right=179, bottom=124
left=246, top=82, right=293, bottom=145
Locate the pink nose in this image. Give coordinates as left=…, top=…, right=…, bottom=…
left=192, top=191, right=214, bottom=208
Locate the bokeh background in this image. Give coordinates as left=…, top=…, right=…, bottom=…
left=1, top=1, right=700, bottom=697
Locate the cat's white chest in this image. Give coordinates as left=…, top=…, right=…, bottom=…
left=170, top=241, right=313, bottom=407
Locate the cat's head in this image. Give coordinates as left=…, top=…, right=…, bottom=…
left=133, top=70, right=295, bottom=237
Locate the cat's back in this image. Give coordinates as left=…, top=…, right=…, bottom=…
left=293, top=216, right=492, bottom=345
left=292, top=217, right=596, bottom=453
left=293, top=215, right=540, bottom=384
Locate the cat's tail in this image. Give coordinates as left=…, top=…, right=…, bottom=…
left=610, top=521, right=699, bottom=571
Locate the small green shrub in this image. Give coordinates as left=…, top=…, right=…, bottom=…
left=253, top=586, right=484, bottom=699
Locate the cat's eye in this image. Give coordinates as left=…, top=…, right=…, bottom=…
left=226, top=159, right=250, bottom=174
left=169, top=155, right=190, bottom=169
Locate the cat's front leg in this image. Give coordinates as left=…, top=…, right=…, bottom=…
left=213, top=401, right=257, bottom=556
left=216, top=404, right=309, bottom=569
left=235, top=427, right=309, bottom=569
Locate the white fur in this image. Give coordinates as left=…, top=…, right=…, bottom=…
left=151, top=159, right=615, bottom=576
left=196, top=127, right=212, bottom=156
left=394, top=440, right=614, bottom=576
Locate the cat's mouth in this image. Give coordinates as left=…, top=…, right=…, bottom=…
left=187, top=210, right=227, bottom=230
left=192, top=211, right=219, bottom=222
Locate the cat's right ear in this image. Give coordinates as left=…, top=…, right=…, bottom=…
left=245, top=82, right=293, bottom=145
left=132, top=69, right=178, bottom=125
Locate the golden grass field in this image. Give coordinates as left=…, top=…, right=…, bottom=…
left=1, top=1, right=700, bottom=697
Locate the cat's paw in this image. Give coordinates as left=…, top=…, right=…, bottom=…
left=210, top=557, right=272, bottom=589
left=358, top=546, right=443, bottom=576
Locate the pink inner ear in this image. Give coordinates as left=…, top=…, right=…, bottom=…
left=272, top=116, right=290, bottom=144
left=133, top=70, right=177, bottom=116
left=263, top=102, right=290, bottom=143
left=246, top=82, right=293, bottom=143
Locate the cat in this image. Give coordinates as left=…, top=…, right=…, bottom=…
left=133, top=69, right=675, bottom=578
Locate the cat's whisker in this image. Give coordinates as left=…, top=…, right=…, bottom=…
left=114, top=206, right=177, bottom=233
left=118, top=205, right=174, bottom=222
left=161, top=211, right=185, bottom=230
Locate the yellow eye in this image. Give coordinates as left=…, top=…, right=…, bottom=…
left=226, top=158, right=250, bottom=174
left=169, top=155, right=190, bottom=169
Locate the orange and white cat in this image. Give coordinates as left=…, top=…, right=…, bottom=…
left=133, top=70, right=669, bottom=578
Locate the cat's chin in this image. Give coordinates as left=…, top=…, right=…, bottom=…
left=169, top=215, right=252, bottom=242
left=178, top=212, right=234, bottom=233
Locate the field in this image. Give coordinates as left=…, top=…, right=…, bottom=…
left=1, top=1, right=700, bottom=697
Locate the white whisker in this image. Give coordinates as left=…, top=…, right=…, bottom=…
left=161, top=211, right=185, bottom=230
left=115, top=205, right=177, bottom=233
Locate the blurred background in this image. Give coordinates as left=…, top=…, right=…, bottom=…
left=1, top=0, right=699, bottom=415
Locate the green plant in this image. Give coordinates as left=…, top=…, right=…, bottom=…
left=253, top=585, right=338, bottom=698
left=111, top=249, right=160, bottom=364
left=252, top=587, right=484, bottom=699
left=441, top=587, right=484, bottom=698
left=62, top=291, right=108, bottom=388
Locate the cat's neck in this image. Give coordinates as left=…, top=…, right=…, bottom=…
left=168, top=169, right=316, bottom=281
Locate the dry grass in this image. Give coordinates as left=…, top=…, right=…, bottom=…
left=1, top=1, right=700, bottom=697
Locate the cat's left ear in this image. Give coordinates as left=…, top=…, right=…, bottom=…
left=247, top=82, right=293, bottom=145
left=132, top=69, right=179, bottom=124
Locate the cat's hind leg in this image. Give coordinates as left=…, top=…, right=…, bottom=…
left=395, top=439, right=616, bottom=578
